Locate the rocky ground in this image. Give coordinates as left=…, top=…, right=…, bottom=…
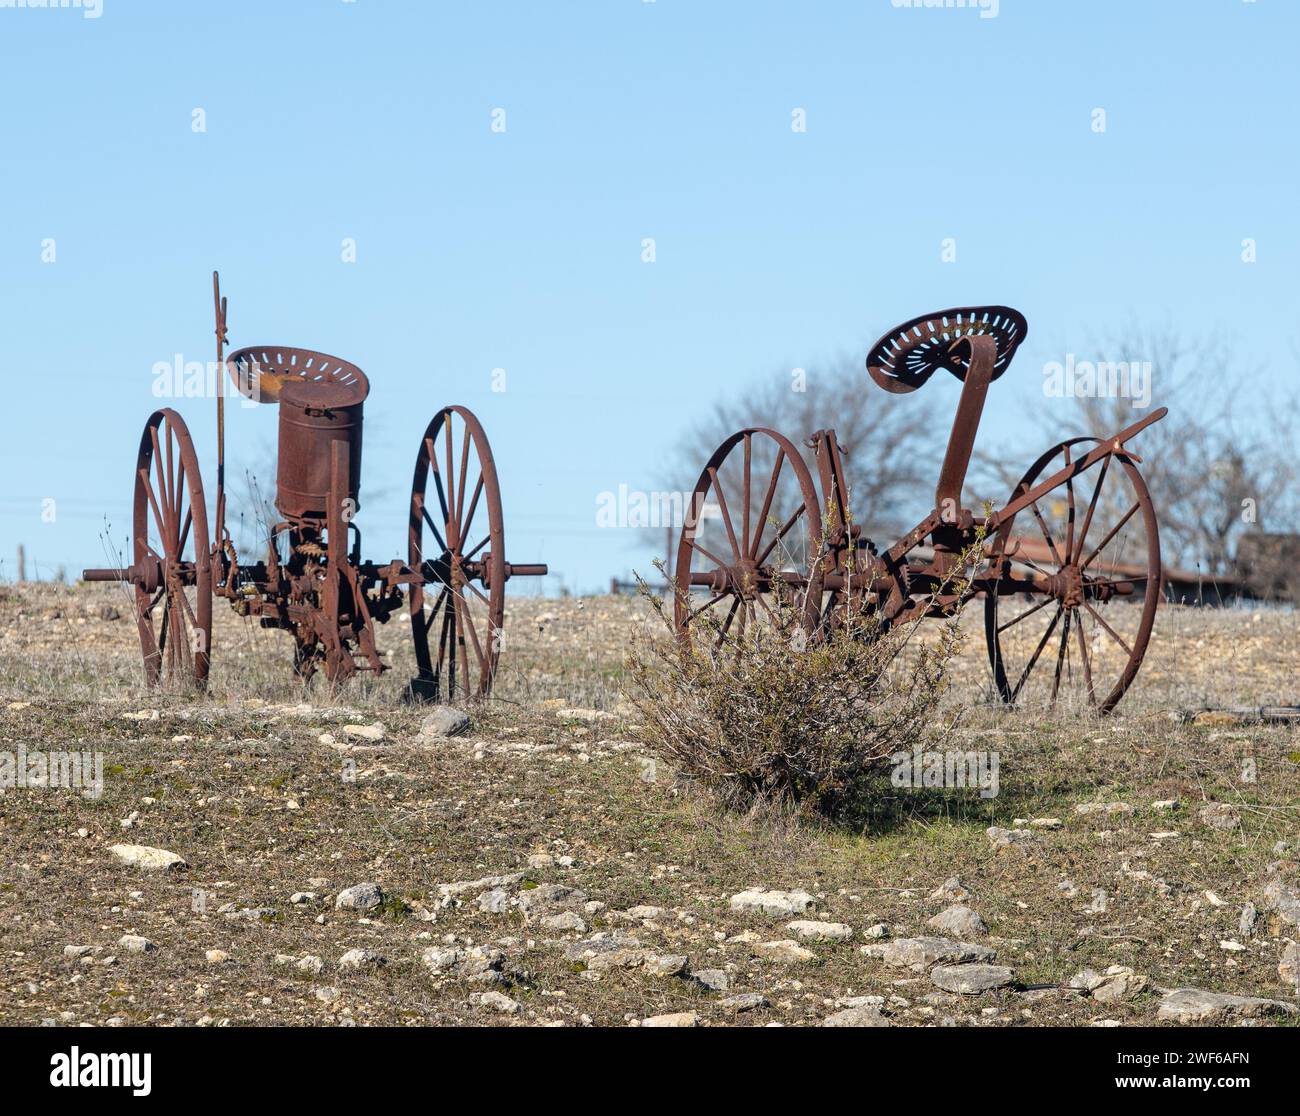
left=1, top=582, right=1298, bottom=1027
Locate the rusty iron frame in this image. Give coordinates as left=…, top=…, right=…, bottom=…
left=674, top=305, right=1167, bottom=713
left=83, top=272, right=547, bottom=698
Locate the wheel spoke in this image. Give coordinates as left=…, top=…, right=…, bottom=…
left=462, top=534, right=490, bottom=563
left=455, top=424, right=471, bottom=533
left=1012, top=553, right=1053, bottom=578
left=454, top=592, right=485, bottom=672
left=741, top=433, right=752, bottom=560
left=689, top=538, right=733, bottom=572
left=688, top=592, right=728, bottom=622
left=1082, top=502, right=1140, bottom=570
left=158, top=601, right=170, bottom=657
left=1063, top=445, right=1077, bottom=564
left=706, top=466, right=744, bottom=563
left=1029, top=500, right=1064, bottom=568
left=150, top=424, right=174, bottom=548
left=750, top=449, right=785, bottom=559
left=178, top=588, right=198, bottom=628
left=174, top=601, right=193, bottom=671
left=438, top=600, right=454, bottom=680
left=1011, top=604, right=1063, bottom=700
left=754, top=505, right=805, bottom=567
left=151, top=426, right=171, bottom=546
left=165, top=425, right=177, bottom=531
left=423, top=586, right=450, bottom=635
left=1083, top=601, right=1133, bottom=657
left=996, top=592, right=1054, bottom=634
left=425, top=436, right=451, bottom=523
left=1072, top=456, right=1110, bottom=564
left=140, top=468, right=169, bottom=548
left=448, top=602, right=462, bottom=699
left=174, top=456, right=188, bottom=547
left=714, top=597, right=741, bottom=648
left=1050, top=607, right=1072, bottom=706
left=444, top=419, right=457, bottom=545
left=461, top=474, right=485, bottom=542
left=1074, top=609, right=1096, bottom=704
left=419, top=503, right=449, bottom=556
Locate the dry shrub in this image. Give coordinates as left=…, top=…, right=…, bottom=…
left=625, top=568, right=968, bottom=817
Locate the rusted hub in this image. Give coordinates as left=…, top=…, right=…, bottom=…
left=1043, top=564, right=1086, bottom=608
left=1039, top=563, right=1103, bottom=608
left=133, top=556, right=164, bottom=595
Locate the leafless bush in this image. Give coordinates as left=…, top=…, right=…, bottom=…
left=624, top=564, right=968, bottom=818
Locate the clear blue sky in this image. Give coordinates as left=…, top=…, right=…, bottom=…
left=1, top=0, right=1296, bottom=593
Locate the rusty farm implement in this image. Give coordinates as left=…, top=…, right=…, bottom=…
left=673, top=306, right=1165, bottom=713
left=83, top=273, right=547, bottom=698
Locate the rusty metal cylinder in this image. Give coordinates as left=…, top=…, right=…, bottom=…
left=275, top=380, right=365, bottom=519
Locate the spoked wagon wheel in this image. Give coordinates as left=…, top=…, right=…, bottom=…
left=408, top=406, right=506, bottom=702
left=985, top=438, right=1161, bottom=714
left=132, top=409, right=213, bottom=689
left=673, top=428, right=824, bottom=649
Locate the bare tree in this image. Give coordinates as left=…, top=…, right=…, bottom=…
left=978, top=326, right=1300, bottom=578
left=665, top=353, right=940, bottom=544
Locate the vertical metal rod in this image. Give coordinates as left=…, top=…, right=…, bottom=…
left=327, top=438, right=348, bottom=629
left=212, top=272, right=228, bottom=571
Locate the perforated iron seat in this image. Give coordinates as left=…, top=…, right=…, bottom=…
left=866, top=306, right=1028, bottom=394
left=225, top=345, right=370, bottom=406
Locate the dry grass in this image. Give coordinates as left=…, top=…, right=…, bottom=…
left=0, top=582, right=1297, bottom=1027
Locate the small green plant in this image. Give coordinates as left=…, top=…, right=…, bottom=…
left=377, top=895, right=411, bottom=921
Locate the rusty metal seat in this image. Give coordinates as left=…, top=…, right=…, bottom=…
left=866, top=306, right=1027, bottom=394
left=226, top=345, right=370, bottom=406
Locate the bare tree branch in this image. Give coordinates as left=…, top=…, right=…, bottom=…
left=663, top=354, right=940, bottom=544
left=976, top=325, right=1300, bottom=577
